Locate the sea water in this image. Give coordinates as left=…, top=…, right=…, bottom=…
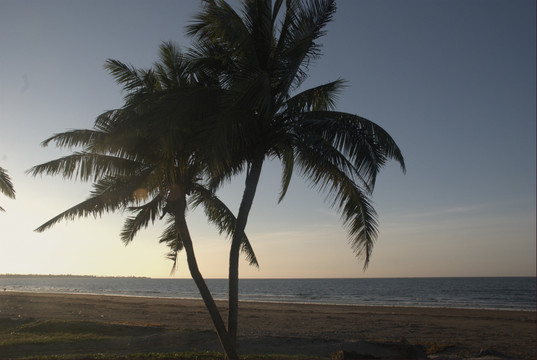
left=1, top=276, right=535, bottom=311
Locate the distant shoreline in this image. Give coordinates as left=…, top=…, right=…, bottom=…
left=1, top=274, right=535, bottom=279
left=0, top=274, right=149, bottom=279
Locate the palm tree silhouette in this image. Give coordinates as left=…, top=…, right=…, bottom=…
left=30, top=1, right=406, bottom=357
left=187, top=0, right=406, bottom=348
left=28, top=42, right=255, bottom=358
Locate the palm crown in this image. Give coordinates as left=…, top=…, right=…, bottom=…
left=188, top=0, right=406, bottom=265
left=28, top=42, right=257, bottom=268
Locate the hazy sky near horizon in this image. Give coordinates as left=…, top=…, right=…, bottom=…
left=0, top=0, right=535, bottom=279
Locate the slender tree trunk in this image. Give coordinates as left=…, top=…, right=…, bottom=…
left=173, top=201, right=238, bottom=359
left=227, top=157, right=264, bottom=348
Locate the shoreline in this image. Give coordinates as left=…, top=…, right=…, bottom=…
left=1, top=291, right=536, bottom=359
left=3, top=289, right=535, bottom=312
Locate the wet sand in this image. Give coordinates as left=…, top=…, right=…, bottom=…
left=1, top=291, right=535, bottom=359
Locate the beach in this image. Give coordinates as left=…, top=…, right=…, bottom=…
left=1, top=291, right=535, bottom=359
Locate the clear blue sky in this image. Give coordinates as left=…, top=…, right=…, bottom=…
left=0, top=0, right=535, bottom=278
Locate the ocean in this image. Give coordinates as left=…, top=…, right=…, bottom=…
left=1, top=276, right=535, bottom=311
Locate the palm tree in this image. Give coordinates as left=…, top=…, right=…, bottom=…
left=0, top=166, right=16, bottom=211
left=187, top=0, right=406, bottom=348
left=28, top=42, right=255, bottom=359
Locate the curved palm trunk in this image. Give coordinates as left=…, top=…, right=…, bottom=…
left=228, top=157, right=263, bottom=348
left=173, top=202, right=238, bottom=359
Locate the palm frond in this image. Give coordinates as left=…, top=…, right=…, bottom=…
left=158, top=215, right=181, bottom=246
left=40, top=113, right=151, bottom=161
left=206, top=160, right=246, bottom=192
left=104, top=59, right=148, bottom=93
left=276, top=144, right=294, bottom=203
left=120, top=194, right=165, bottom=245
left=166, top=249, right=180, bottom=275
left=189, top=184, right=259, bottom=268
left=33, top=196, right=107, bottom=233
left=154, top=41, right=191, bottom=89
left=295, top=145, right=378, bottom=268
left=187, top=0, right=259, bottom=74
left=94, top=109, right=119, bottom=131
left=0, top=166, right=16, bottom=199
left=26, top=152, right=143, bottom=182
left=298, top=111, right=406, bottom=188
left=158, top=215, right=184, bottom=275
left=34, top=171, right=158, bottom=233
left=243, top=0, right=274, bottom=67
left=187, top=0, right=248, bottom=46
left=284, top=79, right=345, bottom=113
left=41, top=129, right=104, bottom=149
left=274, top=0, right=336, bottom=94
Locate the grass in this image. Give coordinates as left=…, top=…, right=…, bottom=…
left=16, top=352, right=318, bottom=360
left=0, top=318, right=165, bottom=347
left=16, top=352, right=226, bottom=360
left=15, top=352, right=321, bottom=360
left=0, top=318, right=322, bottom=360
left=1, top=318, right=451, bottom=360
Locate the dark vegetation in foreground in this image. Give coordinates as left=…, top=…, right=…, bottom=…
left=0, top=318, right=463, bottom=360
left=7, top=353, right=315, bottom=360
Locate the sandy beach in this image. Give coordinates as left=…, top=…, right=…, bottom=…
left=1, top=291, right=535, bottom=359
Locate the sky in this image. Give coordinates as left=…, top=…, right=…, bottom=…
left=0, top=0, right=535, bottom=279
